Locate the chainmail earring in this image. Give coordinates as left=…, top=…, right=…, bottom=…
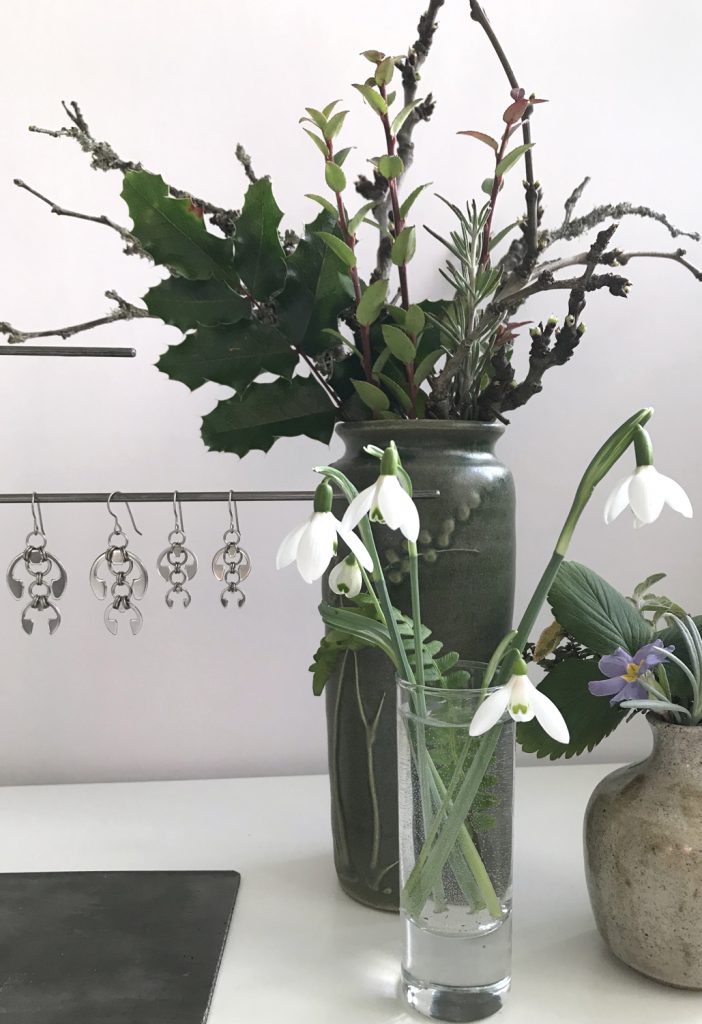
left=89, top=492, right=148, bottom=635
left=157, top=491, right=198, bottom=608
left=6, top=493, right=67, bottom=635
left=212, top=492, right=251, bottom=608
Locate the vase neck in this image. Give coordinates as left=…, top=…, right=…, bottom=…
left=336, top=422, right=505, bottom=459
left=649, top=717, right=702, bottom=776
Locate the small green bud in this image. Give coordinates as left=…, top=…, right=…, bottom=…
left=437, top=534, right=450, bottom=548
left=565, top=314, right=576, bottom=328
left=380, top=445, right=399, bottom=476
left=577, top=322, right=587, bottom=335
left=547, top=315, right=558, bottom=325
left=456, top=504, right=471, bottom=522
left=314, top=480, right=334, bottom=513
left=440, top=517, right=455, bottom=535
left=513, top=655, right=529, bottom=676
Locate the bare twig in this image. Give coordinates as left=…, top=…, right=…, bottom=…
left=543, top=201, right=701, bottom=246
left=13, top=178, right=147, bottom=258
left=30, top=100, right=240, bottom=236
left=235, top=144, right=258, bottom=184
left=0, top=291, right=151, bottom=345
left=533, top=246, right=702, bottom=282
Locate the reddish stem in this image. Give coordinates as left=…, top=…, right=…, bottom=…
left=479, top=123, right=512, bottom=267
left=379, top=85, right=417, bottom=417
left=326, top=138, right=374, bottom=382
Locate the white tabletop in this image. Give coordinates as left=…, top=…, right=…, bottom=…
left=0, top=765, right=699, bottom=1023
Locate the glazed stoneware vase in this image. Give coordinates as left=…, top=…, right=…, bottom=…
left=584, top=716, right=702, bottom=988
left=323, top=421, right=516, bottom=911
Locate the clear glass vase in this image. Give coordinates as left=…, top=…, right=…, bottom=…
left=397, top=667, right=514, bottom=1022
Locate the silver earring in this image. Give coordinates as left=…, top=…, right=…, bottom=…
left=157, top=491, right=198, bottom=608
left=89, top=492, right=148, bottom=636
left=6, top=494, right=67, bottom=635
left=212, top=492, right=251, bottom=608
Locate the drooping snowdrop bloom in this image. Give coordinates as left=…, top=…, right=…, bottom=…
left=329, top=554, right=363, bottom=598
left=603, top=427, right=692, bottom=528
left=588, top=640, right=674, bottom=705
left=342, top=444, right=420, bottom=542
left=276, top=481, right=373, bottom=584
left=470, top=657, right=570, bottom=743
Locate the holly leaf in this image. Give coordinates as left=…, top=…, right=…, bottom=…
left=276, top=213, right=354, bottom=356
left=201, top=376, right=337, bottom=456
left=122, top=170, right=234, bottom=280
left=232, top=178, right=287, bottom=299
left=144, top=278, right=250, bottom=330
left=549, top=561, right=653, bottom=656
left=517, top=659, right=626, bottom=759
left=157, top=322, right=296, bottom=392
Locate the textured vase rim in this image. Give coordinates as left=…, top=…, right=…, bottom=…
left=336, top=420, right=505, bottom=438
left=648, top=712, right=702, bottom=736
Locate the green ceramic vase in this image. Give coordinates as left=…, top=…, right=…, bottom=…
left=323, top=421, right=516, bottom=912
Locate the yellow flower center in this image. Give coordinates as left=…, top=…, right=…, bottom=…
left=623, top=661, right=641, bottom=683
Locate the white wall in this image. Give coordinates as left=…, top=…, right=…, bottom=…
left=0, top=0, right=700, bottom=784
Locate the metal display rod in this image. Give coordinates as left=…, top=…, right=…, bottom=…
left=0, top=490, right=440, bottom=505
left=0, top=346, right=136, bottom=358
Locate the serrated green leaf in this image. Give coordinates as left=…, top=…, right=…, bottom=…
left=361, top=49, right=385, bottom=63
left=405, top=304, right=425, bottom=336
left=325, top=160, right=346, bottom=192
left=304, top=107, right=327, bottom=131
left=303, top=128, right=328, bottom=157
left=356, top=278, right=388, bottom=326
left=347, top=201, right=377, bottom=236
left=374, top=55, right=395, bottom=86
left=378, top=154, right=404, bottom=179
left=305, top=193, right=338, bottom=217
left=232, top=178, right=286, bottom=300
left=144, top=278, right=249, bottom=330
left=391, top=101, right=422, bottom=137
left=157, top=322, right=296, bottom=392
left=391, top=225, right=416, bottom=265
left=400, top=183, right=431, bottom=219
left=633, top=573, right=668, bottom=600
left=495, top=143, right=534, bottom=177
left=378, top=372, right=412, bottom=412
left=352, top=379, right=390, bottom=412
left=413, top=348, right=443, bottom=385
left=353, top=83, right=388, bottom=115
left=277, top=213, right=354, bottom=356
left=322, top=100, right=341, bottom=118
left=549, top=561, right=654, bottom=657
left=518, top=659, right=625, bottom=760
left=381, top=324, right=415, bottom=362
left=315, top=231, right=356, bottom=268
left=457, top=130, right=498, bottom=151
left=325, top=110, right=348, bottom=139
left=201, top=376, right=337, bottom=457
left=122, top=170, right=234, bottom=281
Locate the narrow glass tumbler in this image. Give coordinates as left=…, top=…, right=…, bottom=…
left=397, top=667, right=515, bottom=1022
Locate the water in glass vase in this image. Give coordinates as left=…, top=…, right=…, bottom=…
left=397, top=670, right=514, bottom=1022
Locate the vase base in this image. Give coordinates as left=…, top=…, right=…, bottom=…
left=401, top=971, right=510, bottom=1022
left=337, top=876, right=399, bottom=914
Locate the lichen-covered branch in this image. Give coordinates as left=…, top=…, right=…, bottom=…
left=30, top=100, right=240, bottom=236
left=533, top=246, right=702, bottom=282
left=13, top=178, right=147, bottom=258
left=0, top=291, right=151, bottom=345
left=543, top=201, right=701, bottom=246
left=235, top=143, right=258, bottom=184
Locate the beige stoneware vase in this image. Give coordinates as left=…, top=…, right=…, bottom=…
left=584, top=716, right=702, bottom=988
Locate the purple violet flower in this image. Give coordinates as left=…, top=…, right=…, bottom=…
left=588, top=640, right=674, bottom=705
